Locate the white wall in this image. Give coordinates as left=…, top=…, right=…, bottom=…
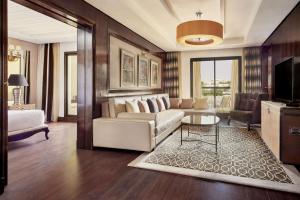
left=59, top=42, right=77, bottom=117
left=180, top=48, right=243, bottom=98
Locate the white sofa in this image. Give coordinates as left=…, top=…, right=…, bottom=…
left=93, top=93, right=215, bottom=152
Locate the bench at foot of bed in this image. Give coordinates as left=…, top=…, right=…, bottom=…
left=8, top=126, right=50, bottom=142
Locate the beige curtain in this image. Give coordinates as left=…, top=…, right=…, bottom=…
left=51, top=43, right=60, bottom=122
left=193, top=62, right=202, bottom=98
left=231, top=60, right=239, bottom=109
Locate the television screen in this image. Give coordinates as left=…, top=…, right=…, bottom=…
left=274, top=58, right=293, bottom=101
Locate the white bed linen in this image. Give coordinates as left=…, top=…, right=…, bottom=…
left=8, top=110, right=45, bottom=132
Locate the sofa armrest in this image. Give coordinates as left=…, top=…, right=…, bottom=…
left=117, top=112, right=157, bottom=121
left=93, top=118, right=156, bottom=151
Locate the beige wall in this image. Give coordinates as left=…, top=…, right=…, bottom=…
left=8, top=37, right=38, bottom=104
left=180, top=48, right=244, bottom=98
left=109, top=36, right=162, bottom=90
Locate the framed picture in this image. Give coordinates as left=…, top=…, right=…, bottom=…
left=120, top=49, right=135, bottom=87
left=138, top=56, right=150, bottom=87
left=150, top=60, right=160, bottom=87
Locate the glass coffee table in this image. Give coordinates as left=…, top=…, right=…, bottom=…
left=180, top=114, right=220, bottom=152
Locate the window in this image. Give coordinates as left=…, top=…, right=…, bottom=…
left=191, top=57, right=241, bottom=111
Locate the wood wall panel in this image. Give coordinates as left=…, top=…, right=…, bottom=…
left=0, top=0, right=8, bottom=190
left=261, top=2, right=300, bottom=97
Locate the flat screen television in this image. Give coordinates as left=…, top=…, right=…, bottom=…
left=274, top=57, right=300, bottom=106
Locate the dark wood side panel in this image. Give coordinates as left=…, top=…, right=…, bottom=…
left=0, top=0, right=8, bottom=192
left=77, top=28, right=94, bottom=149
left=261, top=2, right=300, bottom=97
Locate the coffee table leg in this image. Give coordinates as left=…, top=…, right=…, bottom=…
left=188, top=126, right=190, bottom=137
left=180, top=125, right=182, bottom=145
left=215, top=124, right=218, bottom=153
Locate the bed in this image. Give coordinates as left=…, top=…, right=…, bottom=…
left=8, top=110, right=49, bottom=142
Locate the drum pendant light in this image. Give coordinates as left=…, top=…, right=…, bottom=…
left=176, top=11, right=223, bottom=46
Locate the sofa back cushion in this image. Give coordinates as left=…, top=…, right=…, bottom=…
left=125, top=100, right=140, bottom=113
left=170, top=98, right=181, bottom=109
left=147, top=98, right=159, bottom=113
left=138, top=100, right=150, bottom=113
left=157, top=98, right=166, bottom=111
left=194, top=98, right=209, bottom=109
left=180, top=98, right=193, bottom=109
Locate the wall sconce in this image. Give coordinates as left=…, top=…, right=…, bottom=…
left=8, top=45, right=22, bottom=62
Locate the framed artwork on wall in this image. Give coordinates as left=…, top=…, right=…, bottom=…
left=138, top=56, right=150, bottom=87
left=120, top=49, right=135, bottom=87
left=150, top=60, right=160, bottom=87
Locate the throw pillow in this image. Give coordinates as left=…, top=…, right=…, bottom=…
left=180, top=98, right=193, bottom=109
left=125, top=100, right=140, bottom=113
left=156, top=97, right=166, bottom=111
left=193, top=98, right=209, bottom=109
left=162, top=96, right=171, bottom=109
left=138, top=100, right=150, bottom=113
left=170, top=98, right=181, bottom=109
left=147, top=98, right=159, bottom=113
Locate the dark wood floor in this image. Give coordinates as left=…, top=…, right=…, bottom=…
left=0, top=122, right=299, bottom=200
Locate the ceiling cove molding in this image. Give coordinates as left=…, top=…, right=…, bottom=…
left=160, top=0, right=180, bottom=21
left=123, top=0, right=176, bottom=49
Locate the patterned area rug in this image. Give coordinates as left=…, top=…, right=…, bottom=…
left=129, top=126, right=300, bottom=193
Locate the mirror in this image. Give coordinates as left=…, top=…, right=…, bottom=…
left=65, top=52, right=77, bottom=116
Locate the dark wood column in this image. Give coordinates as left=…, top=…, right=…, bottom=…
left=77, top=28, right=94, bottom=149
left=0, top=0, right=8, bottom=193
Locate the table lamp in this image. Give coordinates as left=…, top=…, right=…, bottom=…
left=8, top=74, right=29, bottom=105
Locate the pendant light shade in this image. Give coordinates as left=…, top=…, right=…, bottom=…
left=176, top=20, right=223, bottom=46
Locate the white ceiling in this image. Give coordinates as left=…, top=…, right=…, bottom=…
left=84, top=0, right=299, bottom=51
left=8, top=1, right=77, bottom=44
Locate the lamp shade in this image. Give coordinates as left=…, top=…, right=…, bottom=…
left=8, top=74, right=29, bottom=86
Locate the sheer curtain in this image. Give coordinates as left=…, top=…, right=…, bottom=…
left=193, top=62, right=202, bottom=98
left=231, top=60, right=239, bottom=109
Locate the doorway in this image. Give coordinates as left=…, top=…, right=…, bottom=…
left=0, top=0, right=94, bottom=194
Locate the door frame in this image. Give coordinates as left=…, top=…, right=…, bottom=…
left=0, top=0, right=8, bottom=193
left=0, top=0, right=94, bottom=193
left=190, top=56, right=242, bottom=107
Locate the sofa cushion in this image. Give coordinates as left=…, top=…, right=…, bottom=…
left=194, top=98, right=209, bottom=109
left=147, top=98, right=159, bottom=113
left=125, top=100, right=140, bottom=113
left=117, top=112, right=156, bottom=121
left=162, top=96, right=171, bottom=109
left=155, top=110, right=184, bottom=135
left=170, top=98, right=181, bottom=109
left=138, top=100, right=150, bottom=113
left=180, top=98, right=193, bottom=109
left=157, top=97, right=166, bottom=111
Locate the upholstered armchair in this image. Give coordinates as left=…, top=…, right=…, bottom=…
left=228, top=93, right=269, bottom=130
